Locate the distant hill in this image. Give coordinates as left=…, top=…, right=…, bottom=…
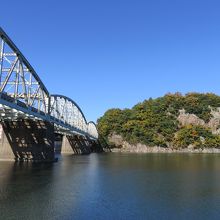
left=97, top=93, right=220, bottom=150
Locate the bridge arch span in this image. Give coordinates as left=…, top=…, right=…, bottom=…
left=50, top=94, right=98, bottom=139
left=87, top=121, right=98, bottom=139
left=0, top=27, right=98, bottom=144
left=0, top=27, right=49, bottom=114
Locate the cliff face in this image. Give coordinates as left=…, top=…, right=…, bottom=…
left=178, top=108, right=220, bottom=134
left=177, top=109, right=205, bottom=126
left=208, top=108, right=220, bottom=134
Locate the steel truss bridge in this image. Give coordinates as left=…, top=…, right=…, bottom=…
left=0, top=27, right=99, bottom=161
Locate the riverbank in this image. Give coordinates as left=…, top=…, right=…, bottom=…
left=107, top=134, right=220, bottom=153
left=111, top=145, right=220, bottom=153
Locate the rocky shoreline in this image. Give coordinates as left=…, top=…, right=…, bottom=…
left=108, top=134, right=220, bottom=153
left=111, top=146, right=220, bottom=153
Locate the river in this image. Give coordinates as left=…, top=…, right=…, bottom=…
left=0, top=153, right=220, bottom=220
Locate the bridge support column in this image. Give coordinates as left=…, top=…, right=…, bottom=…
left=0, top=120, right=55, bottom=162
left=61, top=135, right=91, bottom=155
left=0, top=125, right=14, bottom=160
left=54, top=134, right=63, bottom=154
left=61, top=135, right=75, bottom=154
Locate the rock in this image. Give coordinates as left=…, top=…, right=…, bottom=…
left=108, top=133, right=124, bottom=148
left=177, top=108, right=220, bottom=135
left=177, top=109, right=205, bottom=126
left=108, top=134, right=220, bottom=154
left=187, top=144, right=194, bottom=150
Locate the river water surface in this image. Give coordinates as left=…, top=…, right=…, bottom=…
left=0, top=153, right=220, bottom=220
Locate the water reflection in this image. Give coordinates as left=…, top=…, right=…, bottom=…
left=0, top=153, right=220, bottom=220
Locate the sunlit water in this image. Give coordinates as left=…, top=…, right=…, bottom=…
left=0, top=153, right=220, bottom=220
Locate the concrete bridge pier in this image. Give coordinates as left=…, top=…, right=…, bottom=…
left=61, top=135, right=77, bottom=154
left=0, top=120, right=55, bottom=162
left=61, top=135, right=92, bottom=155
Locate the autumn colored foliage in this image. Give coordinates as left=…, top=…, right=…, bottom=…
left=97, top=93, right=220, bottom=148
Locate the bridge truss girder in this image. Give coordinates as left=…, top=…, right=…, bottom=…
left=0, top=27, right=98, bottom=140
left=0, top=28, right=49, bottom=115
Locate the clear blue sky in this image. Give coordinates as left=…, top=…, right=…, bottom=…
left=1, top=0, right=220, bottom=122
